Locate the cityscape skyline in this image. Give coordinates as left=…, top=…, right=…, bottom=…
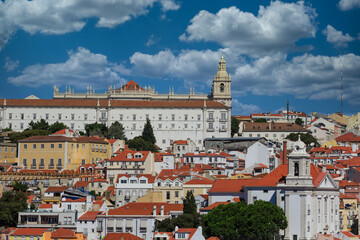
left=0, top=0, right=360, bottom=115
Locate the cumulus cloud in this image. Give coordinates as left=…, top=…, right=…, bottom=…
left=232, top=99, right=261, bottom=115
left=8, top=47, right=128, bottom=88
left=180, top=1, right=317, bottom=57
left=0, top=0, right=180, bottom=50
left=4, top=57, right=19, bottom=72
left=323, top=25, right=355, bottom=47
left=232, top=53, right=360, bottom=104
left=338, top=0, right=360, bottom=10
left=146, top=34, right=161, bottom=47
left=129, top=48, right=240, bottom=90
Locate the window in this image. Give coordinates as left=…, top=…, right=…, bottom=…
left=197, top=114, right=201, bottom=121
left=273, top=134, right=277, bottom=137
left=51, top=144, right=54, bottom=149
left=58, top=144, right=62, bottom=149
left=40, top=159, right=44, bottom=166
left=221, top=112, right=226, bottom=120
left=20, top=123, right=24, bottom=129
left=172, top=114, right=175, bottom=120
left=50, top=159, right=54, bottom=166
left=41, top=144, right=45, bottom=149
left=175, top=191, right=179, bottom=197
left=158, top=124, right=162, bottom=129
left=101, top=112, right=106, bottom=120
left=32, top=113, right=36, bottom=120
left=184, top=124, right=188, bottom=129
left=158, top=114, right=162, bottom=120
left=162, top=139, right=166, bottom=144
left=24, top=144, right=27, bottom=149
left=71, top=114, right=75, bottom=120
left=294, top=162, right=299, bottom=176
left=20, top=113, right=24, bottom=119
left=120, top=114, right=123, bottom=120
left=208, top=123, right=213, bottom=130
left=253, top=196, right=257, bottom=202
left=33, top=144, right=37, bottom=149
left=133, top=114, right=136, bottom=120
left=208, top=112, right=214, bottom=120
left=23, top=159, right=27, bottom=166
left=166, top=191, right=170, bottom=200
left=57, top=158, right=62, bottom=166
left=197, top=124, right=201, bottom=129
left=132, top=124, right=136, bottom=130
left=58, top=114, right=62, bottom=120
left=84, top=114, right=88, bottom=120
left=184, top=114, right=188, bottom=121
left=293, top=235, right=297, bottom=240
left=220, top=83, right=224, bottom=92
left=171, top=124, right=175, bottom=129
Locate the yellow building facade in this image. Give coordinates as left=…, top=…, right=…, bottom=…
left=0, top=142, right=17, bottom=163
left=18, top=136, right=110, bottom=170
left=339, top=195, right=358, bottom=231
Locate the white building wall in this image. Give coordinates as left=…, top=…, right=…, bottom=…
left=245, top=142, right=271, bottom=169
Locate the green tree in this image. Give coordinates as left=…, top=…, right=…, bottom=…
left=157, top=213, right=201, bottom=232
left=285, top=133, right=319, bottom=146
left=0, top=190, right=28, bottom=227
left=142, top=118, right=156, bottom=144
left=9, top=129, right=50, bottom=143
left=106, top=121, right=126, bottom=140
left=254, top=118, right=267, bottom=123
left=127, top=136, right=158, bottom=152
left=29, top=119, right=49, bottom=131
left=203, top=201, right=287, bottom=240
left=85, top=122, right=108, bottom=137
left=231, top=117, right=240, bottom=137
left=12, top=182, right=28, bottom=192
left=49, top=121, right=68, bottom=133
left=295, top=118, right=304, bottom=126
left=351, top=218, right=358, bottom=235
left=1, top=127, right=12, bottom=132
left=183, top=191, right=197, bottom=214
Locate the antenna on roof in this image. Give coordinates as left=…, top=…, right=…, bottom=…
left=340, top=63, right=343, bottom=113
left=286, top=99, right=289, bottom=122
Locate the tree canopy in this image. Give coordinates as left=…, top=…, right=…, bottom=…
left=254, top=118, right=267, bottom=123
left=0, top=190, right=28, bottom=227
left=127, top=136, right=158, bottom=152
left=231, top=117, right=240, bottom=137
left=183, top=191, right=197, bottom=215
left=9, top=129, right=50, bottom=143
left=48, top=121, right=68, bottom=133
left=285, top=132, right=319, bottom=146
left=12, top=182, right=28, bottom=192
left=29, top=119, right=49, bottom=131
left=203, top=200, right=287, bottom=240
left=142, top=118, right=156, bottom=144
left=105, top=121, right=126, bottom=140
left=295, top=118, right=304, bottom=126
left=85, top=122, right=108, bottom=137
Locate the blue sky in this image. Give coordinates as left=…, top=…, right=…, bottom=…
left=1, top=0, right=360, bottom=116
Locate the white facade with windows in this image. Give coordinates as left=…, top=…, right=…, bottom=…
left=0, top=58, right=232, bottom=150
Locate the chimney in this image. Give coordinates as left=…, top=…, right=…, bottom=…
left=282, top=141, right=288, bottom=165
left=153, top=205, right=157, bottom=216
left=161, top=205, right=164, bottom=216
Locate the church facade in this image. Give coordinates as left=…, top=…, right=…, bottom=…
left=0, top=57, right=232, bottom=150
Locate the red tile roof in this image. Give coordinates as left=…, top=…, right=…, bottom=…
left=184, top=178, right=214, bottom=185
left=11, top=228, right=48, bottom=236
left=107, top=139, right=119, bottom=144
left=308, top=147, right=329, bottom=153
left=51, top=228, right=77, bottom=239
left=173, top=140, right=188, bottom=145
left=175, top=228, right=198, bottom=240
left=116, top=174, right=156, bottom=184
left=243, top=122, right=307, bottom=132
left=104, top=233, right=143, bottom=240
left=45, top=186, right=68, bottom=193
left=76, top=136, right=109, bottom=144
left=63, top=197, right=87, bottom=202
left=73, top=181, right=89, bottom=188
left=207, top=237, right=220, bottom=240
left=0, top=99, right=227, bottom=109
left=78, top=211, right=103, bottom=221
left=336, top=132, right=360, bottom=142
left=53, top=129, right=74, bottom=135
left=200, top=202, right=230, bottom=211
left=108, top=150, right=150, bottom=162
left=39, top=203, right=53, bottom=209
left=18, top=135, right=75, bottom=143
left=341, top=231, right=357, bottom=238
left=107, top=202, right=183, bottom=216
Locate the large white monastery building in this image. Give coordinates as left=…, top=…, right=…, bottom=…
left=0, top=57, right=231, bottom=150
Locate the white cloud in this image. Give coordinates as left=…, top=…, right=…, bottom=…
left=323, top=25, right=355, bottom=47
left=180, top=1, right=317, bottom=57
left=4, top=57, right=19, bottom=72
left=338, top=0, right=360, bottom=10
left=232, top=53, right=360, bottom=104
left=146, top=34, right=161, bottom=46
left=129, top=48, right=240, bottom=90
left=8, top=47, right=128, bottom=88
left=232, top=99, right=261, bottom=115
left=0, top=0, right=180, bottom=50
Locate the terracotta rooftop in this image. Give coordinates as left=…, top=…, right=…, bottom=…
left=108, top=150, right=150, bottom=162
left=45, top=186, right=68, bottom=193
left=200, top=202, right=230, bottom=211
left=77, top=211, right=103, bottom=221
left=11, top=228, right=48, bottom=236
left=52, top=129, right=74, bottom=135
left=336, top=132, right=360, bottom=142
left=184, top=178, right=214, bottom=185
left=104, top=232, right=143, bottom=240
left=51, top=228, right=77, bottom=239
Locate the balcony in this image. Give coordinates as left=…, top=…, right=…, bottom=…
left=48, top=165, right=54, bottom=169
left=39, top=165, right=45, bottom=169
left=207, top=128, right=215, bottom=132
left=31, top=165, right=37, bottom=169
left=56, top=165, right=62, bottom=170
left=207, top=118, right=214, bottom=122
left=219, top=128, right=227, bottom=132
left=219, top=118, right=227, bottom=122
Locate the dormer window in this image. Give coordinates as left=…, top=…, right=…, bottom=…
left=127, top=153, right=132, bottom=159
left=134, top=153, right=143, bottom=158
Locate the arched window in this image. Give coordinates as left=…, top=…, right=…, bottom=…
left=294, top=162, right=299, bottom=176
left=220, top=83, right=224, bottom=92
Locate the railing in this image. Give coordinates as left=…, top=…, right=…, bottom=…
left=31, top=165, right=37, bottom=169
left=219, top=118, right=227, bottom=122
left=207, top=128, right=215, bottom=132
left=48, top=165, right=54, bottom=169
left=39, top=165, right=45, bottom=169
left=96, top=226, right=103, bottom=232
left=207, top=118, right=214, bottom=122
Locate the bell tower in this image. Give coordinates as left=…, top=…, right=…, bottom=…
left=211, top=56, right=231, bottom=107
left=286, top=136, right=313, bottom=186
